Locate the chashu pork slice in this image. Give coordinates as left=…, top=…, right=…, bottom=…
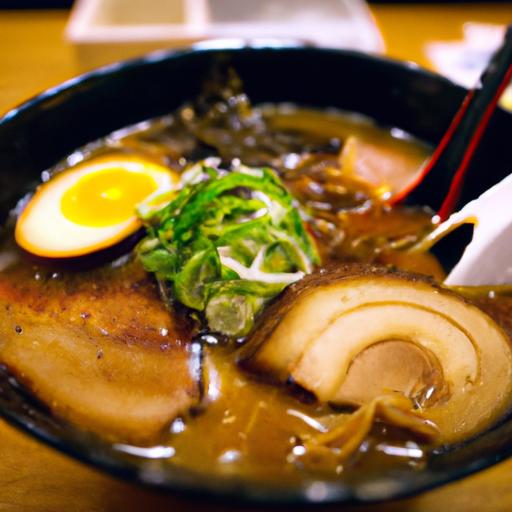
left=241, top=264, right=512, bottom=444
left=0, top=258, right=200, bottom=444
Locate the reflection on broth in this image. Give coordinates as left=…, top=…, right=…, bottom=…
left=1, top=72, right=512, bottom=486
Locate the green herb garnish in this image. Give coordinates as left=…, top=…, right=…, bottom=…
left=137, top=159, right=319, bottom=337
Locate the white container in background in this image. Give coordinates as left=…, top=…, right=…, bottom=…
left=66, top=0, right=384, bottom=69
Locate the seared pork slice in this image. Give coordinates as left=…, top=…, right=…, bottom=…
left=241, top=265, right=512, bottom=444
left=0, top=259, right=199, bottom=444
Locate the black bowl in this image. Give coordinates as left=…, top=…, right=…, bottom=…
left=1, top=45, right=512, bottom=505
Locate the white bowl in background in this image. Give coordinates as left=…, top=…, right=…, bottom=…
left=66, top=0, right=384, bottom=69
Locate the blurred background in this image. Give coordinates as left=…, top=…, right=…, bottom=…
left=0, top=0, right=511, bottom=112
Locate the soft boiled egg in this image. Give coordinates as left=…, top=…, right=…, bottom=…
left=15, top=154, right=179, bottom=258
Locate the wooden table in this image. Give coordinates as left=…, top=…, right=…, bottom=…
left=1, top=4, right=512, bottom=511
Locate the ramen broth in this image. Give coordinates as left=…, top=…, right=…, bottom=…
left=1, top=102, right=511, bottom=484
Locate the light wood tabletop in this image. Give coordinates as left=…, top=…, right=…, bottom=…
left=1, top=4, right=512, bottom=511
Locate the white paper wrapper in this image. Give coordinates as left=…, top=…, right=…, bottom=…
left=425, top=23, right=511, bottom=111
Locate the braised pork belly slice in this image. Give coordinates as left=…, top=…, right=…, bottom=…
left=0, top=260, right=199, bottom=444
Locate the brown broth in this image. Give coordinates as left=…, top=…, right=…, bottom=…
left=1, top=104, right=509, bottom=484
left=166, top=348, right=430, bottom=483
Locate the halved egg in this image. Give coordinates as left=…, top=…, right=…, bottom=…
left=15, top=154, right=179, bottom=258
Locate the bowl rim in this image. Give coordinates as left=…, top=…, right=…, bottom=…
left=0, top=40, right=465, bottom=126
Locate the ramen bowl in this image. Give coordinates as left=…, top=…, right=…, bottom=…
left=1, top=44, right=512, bottom=505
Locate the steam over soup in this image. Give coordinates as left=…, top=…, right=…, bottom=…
left=2, top=72, right=512, bottom=484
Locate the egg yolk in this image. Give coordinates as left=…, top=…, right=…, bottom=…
left=61, top=168, right=158, bottom=227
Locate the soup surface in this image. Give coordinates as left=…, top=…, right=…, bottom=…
left=1, top=78, right=512, bottom=485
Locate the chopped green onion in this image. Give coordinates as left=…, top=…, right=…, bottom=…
left=137, top=160, right=319, bottom=337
